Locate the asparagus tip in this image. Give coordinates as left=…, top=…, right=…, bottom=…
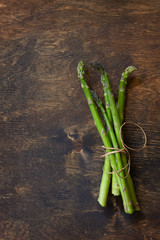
left=90, top=89, right=98, bottom=101
left=123, top=66, right=137, bottom=78
left=90, top=90, right=102, bottom=108
left=77, top=60, right=85, bottom=79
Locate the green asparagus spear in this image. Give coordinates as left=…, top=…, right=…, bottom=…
left=78, top=61, right=111, bottom=207
left=91, top=64, right=118, bottom=195
left=92, top=63, right=140, bottom=211
left=117, top=66, right=140, bottom=210
left=77, top=61, right=134, bottom=213
left=117, top=66, right=137, bottom=124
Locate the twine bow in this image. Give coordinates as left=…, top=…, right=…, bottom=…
left=101, top=122, right=147, bottom=179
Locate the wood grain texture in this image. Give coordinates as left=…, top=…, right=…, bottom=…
left=0, top=0, right=160, bottom=239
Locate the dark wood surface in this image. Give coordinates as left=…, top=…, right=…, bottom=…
left=0, top=1, right=160, bottom=239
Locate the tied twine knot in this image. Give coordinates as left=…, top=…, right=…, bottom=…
left=101, top=122, right=147, bottom=179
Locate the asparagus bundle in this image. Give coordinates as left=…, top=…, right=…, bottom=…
left=77, top=60, right=139, bottom=214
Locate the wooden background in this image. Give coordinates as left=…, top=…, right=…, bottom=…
left=0, top=0, right=160, bottom=239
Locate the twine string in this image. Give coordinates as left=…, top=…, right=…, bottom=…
left=101, top=122, right=147, bottom=179
left=120, top=122, right=147, bottom=151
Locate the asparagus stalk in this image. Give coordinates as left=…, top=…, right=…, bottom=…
left=92, top=63, right=140, bottom=210
left=117, top=66, right=137, bottom=124
left=117, top=66, right=140, bottom=210
left=102, top=87, right=119, bottom=196
left=104, top=89, right=119, bottom=196
left=91, top=63, right=120, bottom=196
left=77, top=61, right=134, bottom=213
left=77, top=61, right=111, bottom=206
left=100, top=74, right=119, bottom=196
left=101, top=90, right=119, bottom=196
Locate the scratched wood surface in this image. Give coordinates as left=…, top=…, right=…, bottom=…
left=0, top=0, right=160, bottom=239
